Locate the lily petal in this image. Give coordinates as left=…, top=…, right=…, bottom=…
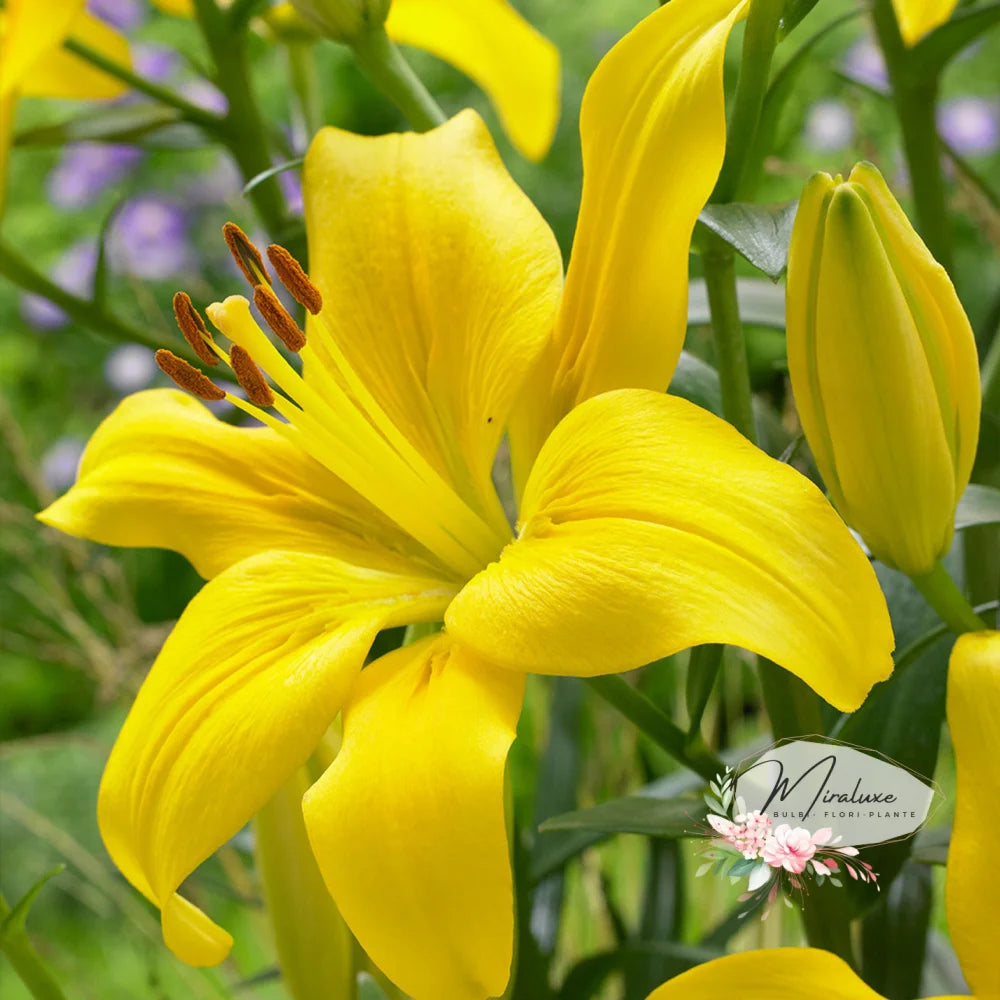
left=890, top=0, right=958, bottom=45
left=0, top=0, right=84, bottom=96
left=946, top=630, right=1000, bottom=998
left=99, top=550, right=456, bottom=966
left=304, top=634, right=524, bottom=1000
left=303, top=110, right=563, bottom=533
left=385, top=0, right=559, bottom=161
left=448, top=390, right=893, bottom=712
left=38, top=389, right=445, bottom=580
left=643, top=948, right=886, bottom=999
left=513, top=0, right=747, bottom=471
left=18, top=9, right=131, bottom=100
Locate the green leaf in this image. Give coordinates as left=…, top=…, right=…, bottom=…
left=696, top=201, right=798, bottom=281
left=14, top=104, right=184, bottom=147
left=687, top=280, right=786, bottom=330
left=911, top=1, right=1000, bottom=73
left=955, top=483, right=1000, bottom=530
left=0, top=867, right=65, bottom=941
left=243, top=158, right=305, bottom=196
left=540, top=795, right=705, bottom=838
left=357, top=972, right=391, bottom=1000
left=861, top=862, right=932, bottom=1000
left=778, top=0, right=823, bottom=37
left=910, top=826, right=950, bottom=866
left=685, top=644, right=724, bottom=742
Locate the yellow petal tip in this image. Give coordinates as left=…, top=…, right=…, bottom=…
left=162, top=894, right=233, bottom=967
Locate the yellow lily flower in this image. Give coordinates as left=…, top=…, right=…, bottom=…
left=0, top=0, right=130, bottom=216
left=890, top=0, right=959, bottom=45
left=642, top=629, right=1000, bottom=1000
left=38, top=1, right=893, bottom=996
left=786, top=163, right=980, bottom=578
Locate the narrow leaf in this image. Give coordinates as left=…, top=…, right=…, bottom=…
left=14, top=104, right=184, bottom=147
left=911, top=1, right=1000, bottom=73
left=540, top=796, right=706, bottom=838
left=0, top=867, right=65, bottom=941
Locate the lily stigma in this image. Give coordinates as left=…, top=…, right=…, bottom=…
left=38, top=1, right=895, bottom=998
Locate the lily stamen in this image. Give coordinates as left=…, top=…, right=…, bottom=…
left=172, top=292, right=219, bottom=367
left=254, top=284, right=307, bottom=352
left=266, top=244, right=323, bottom=315
left=229, top=345, right=275, bottom=406
left=223, top=222, right=271, bottom=287
left=155, top=350, right=226, bottom=401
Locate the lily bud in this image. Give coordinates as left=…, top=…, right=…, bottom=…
left=287, top=0, right=389, bottom=42
left=786, top=162, right=981, bottom=578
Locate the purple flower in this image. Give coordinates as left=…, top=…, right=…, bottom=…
left=87, top=0, right=144, bottom=30
left=938, top=97, right=1000, bottom=156
left=110, top=196, right=193, bottom=280
left=803, top=99, right=855, bottom=152
left=131, top=43, right=181, bottom=82
left=48, top=143, right=143, bottom=209
left=843, top=37, right=888, bottom=91
left=104, top=344, right=158, bottom=394
left=279, top=168, right=304, bottom=215
left=180, top=80, right=229, bottom=116
left=41, top=438, right=86, bottom=492
left=20, top=241, right=99, bottom=330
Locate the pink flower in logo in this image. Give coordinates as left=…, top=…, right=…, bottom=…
left=762, top=824, right=820, bottom=873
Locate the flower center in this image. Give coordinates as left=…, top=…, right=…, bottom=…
left=155, top=224, right=506, bottom=582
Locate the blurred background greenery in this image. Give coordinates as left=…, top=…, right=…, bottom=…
left=1, top=0, right=997, bottom=996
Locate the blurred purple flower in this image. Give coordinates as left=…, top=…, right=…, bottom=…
left=88, top=0, right=144, bottom=30
left=104, top=344, right=158, bottom=394
left=938, top=97, right=999, bottom=156
left=843, top=38, right=888, bottom=91
left=41, top=438, right=86, bottom=492
left=110, top=196, right=193, bottom=280
left=48, top=142, right=143, bottom=209
left=804, top=99, right=855, bottom=152
left=20, top=241, right=98, bottom=330
left=279, top=168, right=304, bottom=215
left=132, top=43, right=180, bottom=82
left=180, top=80, right=229, bottom=116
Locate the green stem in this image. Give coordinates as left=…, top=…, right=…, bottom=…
left=0, top=238, right=202, bottom=361
left=62, top=39, right=223, bottom=131
left=288, top=41, right=324, bottom=138
left=586, top=675, right=725, bottom=783
left=702, top=235, right=757, bottom=442
left=910, top=560, right=988, bottom=634
left=712, top=0, right=785, bottom=202
left=350, top=27, right=447, bottom=132
left=870, top=0, right=953, bottom=272
left=0, top=894, right=67, bottom=1000
left=192, top=0, right=291, bottom=240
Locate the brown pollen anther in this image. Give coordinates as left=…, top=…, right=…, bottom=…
left=155, top=350, right=226, bottom=401
left=266, top=244, right=322, bottom=315
left=223, top=222, right=271, bottom=287
left=229, top=344, right=275, bottom=406
left=172, top=292, right=219, bottom=366
left=254, top=284, right=307, bottom=352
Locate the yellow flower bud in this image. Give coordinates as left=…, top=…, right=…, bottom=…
left=786, top=162, right=981, bottom=577
left=287, top=0, right=389, bottom=42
